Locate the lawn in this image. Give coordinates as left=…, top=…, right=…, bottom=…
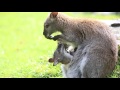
left=0, top=12, right=119, bottom=78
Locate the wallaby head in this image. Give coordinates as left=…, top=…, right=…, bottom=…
left=43, top=12, right=59, bottom=39
left=49, top=42, right=76, bottom=66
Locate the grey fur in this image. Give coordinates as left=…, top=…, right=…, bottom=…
left=44, top=12, right=118, bottom=78
left=53, top=43, right=117, bottom=78
left=52, top=43, right=81, bottom=78
left=52, top=43, right=73, bottom=66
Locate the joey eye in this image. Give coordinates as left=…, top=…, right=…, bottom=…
left=45, top=24, right=49, bottom=28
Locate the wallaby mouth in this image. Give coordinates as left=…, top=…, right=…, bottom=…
left=43, top=31, right=53, bottom=39
left=53, top=59, right=59, bottom=66
left=45, top=34, right=53, bottom=39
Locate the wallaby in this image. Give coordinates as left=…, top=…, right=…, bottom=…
left=44, top=12, right=118, bottom=78
left=49, top=42, right=78, bottom=78
left=43, top=12, right=117, bottom=48
left=49, top=42, right=75, bottom=66
left=50, top=42, right=118, bottom=78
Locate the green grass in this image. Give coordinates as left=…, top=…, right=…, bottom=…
left=0, top=12, right=120, bottom=78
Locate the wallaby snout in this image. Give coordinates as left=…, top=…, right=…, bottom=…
left=43, top=30, right=53, bottom=39
left=43, top=30, right=47, bottom=37
left=49, top=58, right=59, bottom=66
left=43, top=30, right=50, bottom=39
left=49, top=58, right=54, bottom=63
left=53, top=60, right=59, bottom=66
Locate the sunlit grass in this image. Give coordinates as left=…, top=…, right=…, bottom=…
left=0, top=12, right=119, bottom=78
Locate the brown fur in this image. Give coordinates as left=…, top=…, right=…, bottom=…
left=43, top=12, right=118, bottom=78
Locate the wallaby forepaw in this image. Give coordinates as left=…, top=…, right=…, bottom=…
left=53, top=35, right=61, bottom=41
left=53, top=37, right=58, bottom=41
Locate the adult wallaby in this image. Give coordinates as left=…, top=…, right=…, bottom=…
left=44, top=12, right=118, bottom=78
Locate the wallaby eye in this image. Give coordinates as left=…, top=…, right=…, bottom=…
left=45, top=24, right=49, bottom=28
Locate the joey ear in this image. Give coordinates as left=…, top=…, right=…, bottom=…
left=50, top=12, right=58, bottom=18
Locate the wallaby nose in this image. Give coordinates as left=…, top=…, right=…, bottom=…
left=49, top=58, right=54, bottom=63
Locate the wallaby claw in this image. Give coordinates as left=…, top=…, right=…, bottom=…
left=47, top=36, right=54, bottom=39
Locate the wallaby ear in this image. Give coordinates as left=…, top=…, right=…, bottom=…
left=50, top=12, right=58, bottom=18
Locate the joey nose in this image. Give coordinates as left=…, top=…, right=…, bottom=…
left=49, top=58, right=54, bottom=63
